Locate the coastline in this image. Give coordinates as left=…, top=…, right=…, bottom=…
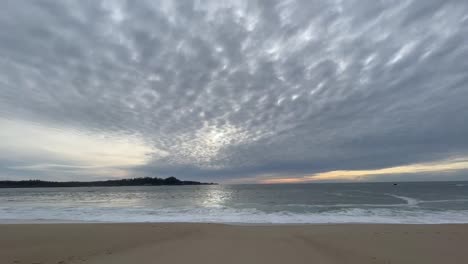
left=1, top=219, right=468, bottom=225
left=2, top=223, right=467, bottom=264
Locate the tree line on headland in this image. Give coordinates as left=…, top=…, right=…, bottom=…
left=0, top=176, right=216, bottom=188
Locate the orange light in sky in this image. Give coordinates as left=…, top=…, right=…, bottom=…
left=259, top=157, right=468, bottom=183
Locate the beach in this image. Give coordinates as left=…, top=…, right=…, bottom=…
left=1, top=223, right=468, bottom=264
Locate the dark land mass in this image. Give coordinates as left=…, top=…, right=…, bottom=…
left=0, top=176, right=216, bottom=188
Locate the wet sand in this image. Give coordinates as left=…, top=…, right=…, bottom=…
left=1, top=223, right=468, bottom=264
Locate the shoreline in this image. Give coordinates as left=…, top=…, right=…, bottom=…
left=3, top=219, right=468, bottom=225
left=2, top=223, right=468, bottom=263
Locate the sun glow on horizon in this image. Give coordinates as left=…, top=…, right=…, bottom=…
left=260, top=157, right=468, bottom=184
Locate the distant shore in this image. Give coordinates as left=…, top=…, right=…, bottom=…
left=0, top=176, right=216, bottom=188
left=1, top=223, right=467, bottom=264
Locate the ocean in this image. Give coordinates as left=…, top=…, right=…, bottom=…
left=1, top=182, right=468, bottom=224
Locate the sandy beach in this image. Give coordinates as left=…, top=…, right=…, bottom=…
left=1, top=223, right=467, bottom=264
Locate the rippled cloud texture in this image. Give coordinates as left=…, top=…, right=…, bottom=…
left=1, top=0, right=468, bottom=182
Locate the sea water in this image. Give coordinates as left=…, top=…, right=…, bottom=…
left=1, top=182, right=468, bottom=224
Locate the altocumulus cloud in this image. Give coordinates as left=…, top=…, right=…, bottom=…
left=1, top=0, right=468, bottom=182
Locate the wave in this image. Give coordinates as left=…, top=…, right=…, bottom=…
left=2, top=206, right=468, bottom=224
left=285, top=203, right=406, bottom=208
left=386, top=194, right=420, bottom=206
left=419, top=199, right=468, bottom=204
left=386, top=194, right=468, bottom=206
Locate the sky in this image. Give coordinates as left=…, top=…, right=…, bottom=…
left=1, top=0, right=468, bottom=183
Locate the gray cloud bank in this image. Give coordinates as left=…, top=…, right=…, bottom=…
left=1, top=0, right=468, bottom=182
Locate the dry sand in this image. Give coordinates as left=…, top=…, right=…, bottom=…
left=1, top=223, right=468, bottom=264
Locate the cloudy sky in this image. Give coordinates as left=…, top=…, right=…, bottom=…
left=1, top=0, right=468, bottom=183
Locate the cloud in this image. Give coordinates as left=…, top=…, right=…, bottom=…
left=0, top=118, right=155, bottom=180
left=0, top=0, right=468, bottom=182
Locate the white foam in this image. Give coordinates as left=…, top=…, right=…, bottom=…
left=419, top=199, right=468, bottom=204
left=386, top=194, right=468, bottom=206
left=386, top=194, right=420, bottom=206
left=2, top=206, right=468, bottom=224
